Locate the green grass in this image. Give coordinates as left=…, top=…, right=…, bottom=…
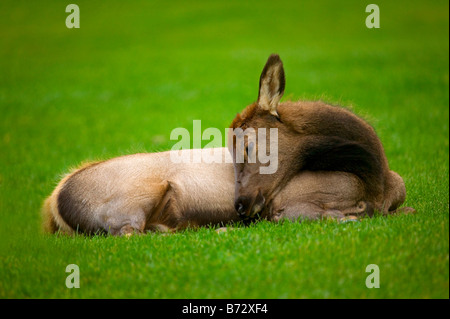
left=0, top=0, right=448, bottom=298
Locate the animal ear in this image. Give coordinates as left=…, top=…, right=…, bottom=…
left=257, top=54, right=285, bottom=117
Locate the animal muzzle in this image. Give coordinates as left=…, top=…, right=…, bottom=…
left=234, top=190, right=266, bottom=219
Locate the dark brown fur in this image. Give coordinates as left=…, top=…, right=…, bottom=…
left=229, top=54, right=412, bottom=217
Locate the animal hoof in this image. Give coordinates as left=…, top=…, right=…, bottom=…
left=397, top=206, right=417, bottom=215
left=339, top=216, right=359, bottom=223
left=216, top=227, right=232, bottom=234
left=119, top=225, right=137, bottom=237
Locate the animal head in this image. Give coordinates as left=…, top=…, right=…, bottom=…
left=228, top=54, right=294, bottom=219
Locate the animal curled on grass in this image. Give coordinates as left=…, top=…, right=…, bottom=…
left=42, top=54, right=415, bottom=236
left=229, top=54, right=415, bottom=220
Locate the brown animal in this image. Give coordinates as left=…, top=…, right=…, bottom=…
left=42, top=147, right=371, bottom=235
left=43, top=149, right=239, bottom=235
left=229, top=54, right=414, bottom=220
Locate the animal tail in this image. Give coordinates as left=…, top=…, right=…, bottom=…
left=41, top=161, right=103, bottom=235
left=41, top=196, right=58, bottom=233
left=41, top=179, right=75, bottom=235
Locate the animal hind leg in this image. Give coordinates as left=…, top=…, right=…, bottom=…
left=108, top=209, right=147, bottom=236
left=387, top=206, right=417, bottom=215
left=271, top=202, right=338, bottom=222
left=324, top=200, right=374, bottom=218
left=383, top=170, right=416, bottom=215
left=146, top=223, right=174, bottom=233
left=108, top=180, right=172, bottom=236
left=271, top=200, right=373, bottom=223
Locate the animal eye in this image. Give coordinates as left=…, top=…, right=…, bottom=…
left=247, top=141, right=255, bottom=155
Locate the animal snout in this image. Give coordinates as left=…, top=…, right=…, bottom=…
left=234, top=191, right=266, bottom=219
left=235, top=197, right=248, bottom=217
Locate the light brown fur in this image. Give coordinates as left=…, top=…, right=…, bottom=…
left=42, top=149, right=240, bottom=235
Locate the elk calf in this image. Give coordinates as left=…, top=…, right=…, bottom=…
left=230, top=54, right=414, bottom=219
left=43, top=148, right=371, bottom=235
left=43, top=54, right=415, bottom=235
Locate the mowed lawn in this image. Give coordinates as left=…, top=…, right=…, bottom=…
left=0, top=0, right=448, bottom=298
